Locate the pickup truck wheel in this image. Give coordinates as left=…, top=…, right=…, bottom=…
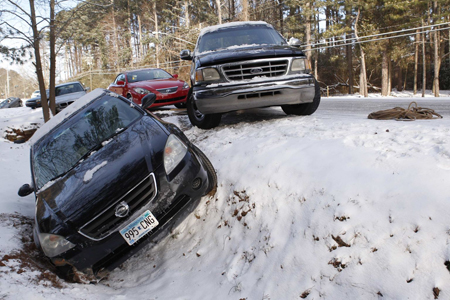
left=281, top=80, right=321, bottom=116
left=187, top=95, right=221, bottom=129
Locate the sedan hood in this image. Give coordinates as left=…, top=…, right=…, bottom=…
left=128, top=78, right=184, bottom=92
left=36, top=116, right=168, bottom=230
left=197, top=45, right=306, bottom=67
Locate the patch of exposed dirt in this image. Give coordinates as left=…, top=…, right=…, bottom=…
left=328, top=258, right=346, bottom=272
left=0, top=213, right=65, bottom=288
left=3, top=124, right=39, bottom=143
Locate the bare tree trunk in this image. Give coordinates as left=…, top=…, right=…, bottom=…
left=305, top=1, right=312, bottom=63
left=30, top=0, right=50, bottom=122
left=184, top=0, right=190, bottom=27
left=111, top=0, right=119, bottom=71
left=381, top=51, right=389, bottom=96
left=154, top=1, right=159, bottom=68
left=414, top=29, right=419, bottom=94
left=346, top=5, right=353, bottom=94
left=216, top=0, right=222, bottom=24
left=49, top=0, right=56, bottom=116
left=127, top=0, right=134, bottom=68
left=422, top=19, right=426, bottom=97
left=279, top=0, right=283, bottom=32
left=396, top=63, right=403, bottom=91
left=242, top=0, right=248, bottom=21
left=355, top=9, right=367, bottom=97
left=388, top=58, right=392, bottom=94
left=138, top=15, right=143, bottom=60
left=433, top=1, right=440, bottom=97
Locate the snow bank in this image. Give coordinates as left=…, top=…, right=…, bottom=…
left=1, top=95, right=450, bottom=299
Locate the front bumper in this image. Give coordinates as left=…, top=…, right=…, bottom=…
left=38, top=148, right=210, bottom=276
left=193, top=75, right=316, bottom=114
left=131, top=90, right=188, bottom=107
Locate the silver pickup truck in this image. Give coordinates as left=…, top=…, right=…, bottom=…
left=180, top=21, right=320, bottom=129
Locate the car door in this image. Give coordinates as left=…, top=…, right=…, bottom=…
left=110, top=74, right=127, bottom=96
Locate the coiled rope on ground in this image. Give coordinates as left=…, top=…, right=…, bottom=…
left=368, top=102, right=443, bottom=121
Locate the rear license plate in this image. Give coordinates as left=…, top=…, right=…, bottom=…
left=120, top=210, right=159, bottom=245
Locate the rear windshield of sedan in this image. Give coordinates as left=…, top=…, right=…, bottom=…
left=33, top=95, right=142, bottom=189
left=197, top=25, right=286, bottom=53
left=127, top=69, right=172, bottom=83
left=56, top=83, right=85, bottom=96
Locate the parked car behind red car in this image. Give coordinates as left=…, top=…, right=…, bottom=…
left=108, top=68, right=189, bottom=109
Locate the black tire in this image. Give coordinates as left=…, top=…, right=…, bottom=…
left=186, top=94, right=221, bottom=129
left=281, top=80, right=321, bottom=116
left=174, top=102, right=186, bottom=109
left=192, top=145, right=217, bottom=197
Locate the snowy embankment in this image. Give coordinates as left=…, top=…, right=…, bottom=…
left=1, top=93, right=450, bottom=299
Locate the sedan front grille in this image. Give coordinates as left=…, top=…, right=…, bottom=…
left=223, top=59, right=288, bottom=81
left=79, top=173, right=157, bottom=241
left=156, top=86, right=178, bottom=94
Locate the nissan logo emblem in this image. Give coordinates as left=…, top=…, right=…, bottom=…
left=250, top=67, right=263, bottom=74
left=115, top=201, right=130, bottom=218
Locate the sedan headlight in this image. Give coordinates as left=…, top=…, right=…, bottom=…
left=291, top=58, right=307, bottom=72
left=182, top=82, right=190, bottom=90
left=39, top=233, right=76, bottom=257
left=134, top=87, right=152, bottom=95
left=195, top=68, right=220, bottom=83
left=164, top=134, right=187, bottom=175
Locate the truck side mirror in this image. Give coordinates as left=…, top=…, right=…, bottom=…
left=288, top=37, right=301, bottom=47
left=180, top=50, right=193, bottom=60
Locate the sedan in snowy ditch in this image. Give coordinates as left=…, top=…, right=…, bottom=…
left=18, top=88, right=216, bottom=280
left=180, top=21, right=321, bottom=129
left=107, top=68, right=190, bottom=109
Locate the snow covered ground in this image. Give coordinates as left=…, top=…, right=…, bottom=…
left=1, top=91, right=450, bottom=299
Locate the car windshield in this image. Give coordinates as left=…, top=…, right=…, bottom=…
left=197, top=25, right=286, bottom=53
left=32, top=95, right=143, bottom=189
left=127, top=69, right=172, bottom=83
left=55, top=83, right=84, bottom=96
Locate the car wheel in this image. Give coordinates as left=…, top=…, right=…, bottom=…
left=192, top=145, right=217, bottom=197
left=281, top=80, right=321, bottom=116
left=174, top=102, right=186, bottom=109
left=186, top=94, right=221, bottom=129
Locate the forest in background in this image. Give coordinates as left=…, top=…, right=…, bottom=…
left=1, top=0, right=450, bottom=100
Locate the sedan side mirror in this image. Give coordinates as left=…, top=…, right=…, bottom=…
left=18, top=184, right=34, bottom=197
left=180, top=49, right=192, bottom=61
left=173, top=74, right=179, bottom=79
left=141, top=93, right=157, bottom=109
left=116, top=80, right=125, bottom=85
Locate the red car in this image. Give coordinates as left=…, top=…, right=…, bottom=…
left=108, top=68, right=190, bottom=108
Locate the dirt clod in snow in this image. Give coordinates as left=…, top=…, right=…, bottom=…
left=300, top=290, right=311, bottom=298
left=328, top=258, right=346, bottom=271
left=433, top=287, right=440, bottom=299
left=332, top=235, right=350, bottom=247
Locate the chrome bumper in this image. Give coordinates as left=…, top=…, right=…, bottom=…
left=193, top=76, right=316, bottom=114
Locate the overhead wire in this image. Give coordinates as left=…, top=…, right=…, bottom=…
left=301, top=25, right=450, bottom=51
